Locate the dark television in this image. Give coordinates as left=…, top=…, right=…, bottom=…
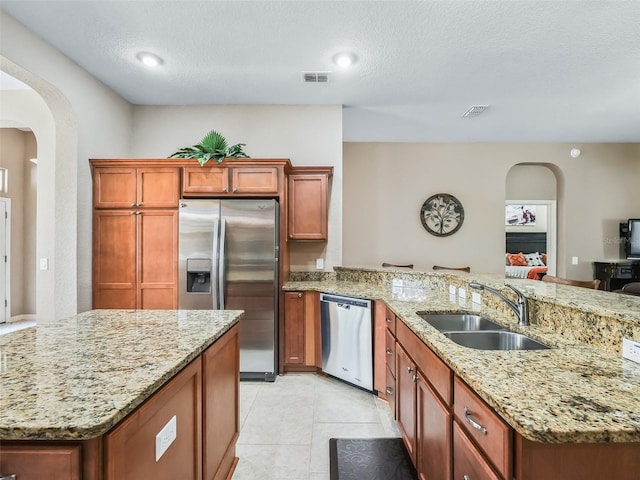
left=626, top=219, right=640, bottom=260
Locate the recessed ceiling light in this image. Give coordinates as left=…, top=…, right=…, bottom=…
left=136, top=51, right=164, bottom=68
left=332, top=52, right=356, bottom=68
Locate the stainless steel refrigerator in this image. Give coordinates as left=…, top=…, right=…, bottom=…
left=178, top=199, right=279, bottom=381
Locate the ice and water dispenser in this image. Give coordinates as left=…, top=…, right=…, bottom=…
left=186, top=258, right=212, bottom=293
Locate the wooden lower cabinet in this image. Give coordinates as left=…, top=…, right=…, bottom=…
left=416, top=374, right=452, bottom=480
left=282, top=291, right=320, bottom=370
left=395, top=342, right=418, bottom=464
left=202, top=325, right=240, bottom=480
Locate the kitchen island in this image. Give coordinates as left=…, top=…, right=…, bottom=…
left=0, top=309, right=242, bottom=480
left=284, top=267, right=640, bottom=479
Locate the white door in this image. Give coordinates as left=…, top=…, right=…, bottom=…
left=0, top=199, right=8, bottom=323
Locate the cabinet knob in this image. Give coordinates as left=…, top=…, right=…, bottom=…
left=386, top=317, right=392, bottom=323
left=385, top=386, right=393, bottom=395
left=386, top=348, right=393, bottom=356
left=222, top=187, right=228, bottom=192
left=412, top=374, right=418, bottom=382
left=407, top=366, right=414, bottom=373
left=289, top=234, right=293, bottom=238
left=130, top=202, right=136, bottom=207
left=463, top=476, right=471, bottom=480
left=135, top=211, right=141, bottom=215
left=233, top=187, right=237, bottom=193
left=1, top=475, right=17, bottom=480
left=297, top=292, right=303, bottom=298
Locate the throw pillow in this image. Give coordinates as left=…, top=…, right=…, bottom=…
left=507, top=252, right=527, bottom=266
left=523, top=252, right=546, bottom=267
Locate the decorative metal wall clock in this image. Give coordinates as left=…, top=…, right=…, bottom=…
left=420, top=193, right=464, bottom=237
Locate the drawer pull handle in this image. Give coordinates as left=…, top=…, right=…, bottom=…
left=464, top=407, right=487, bottom=435
left=1, top=475, right=17, bottom=480
left=386, top=386, right=393, bottom=395
left=407, top=366, right=414, bottom=373
left=386, top=317, right=392, bottom=323
left=386, top=348, right=393, bottom=355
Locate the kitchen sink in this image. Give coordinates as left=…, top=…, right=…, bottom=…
left=442, top=331, right=551, bottom=350
left=416, top=312, right=508, bottom=332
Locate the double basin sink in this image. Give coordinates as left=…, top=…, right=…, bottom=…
left=416, top=313, right=550, bottom=350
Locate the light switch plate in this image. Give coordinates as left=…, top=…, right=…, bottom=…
left=155, top=415, right=177, bottom=461
left=458, top=288, right=467, bottom=299
left=315, top=258, right=324, bottom=270
left=449, top=284, right=456, bottom=295
left=622, top=338, right=640, bottom=364
left=471, top=292, right=482, bottom=304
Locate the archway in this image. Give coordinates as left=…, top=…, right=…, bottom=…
left=505, top=164, right=559, bottom=280
left=0, top=57, right=78, bottom=322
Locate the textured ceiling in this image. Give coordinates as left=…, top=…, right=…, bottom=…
left=1, top=1, right=639, bottom=142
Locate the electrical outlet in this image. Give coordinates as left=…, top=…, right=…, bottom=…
left=471, top=292, right=482, bottom=304
left=155, top=415, right=177, bottom=461
left=39, top=258, right=48, bottom=270
left=458, top=287, right=466, bottom=299
left=571, top=256, right=579, bottom=265
left=315, top=258, right=324, bottom=270
left=622, top=338, right=640, bottom=364
left=449, top=284, right=456, bottom=295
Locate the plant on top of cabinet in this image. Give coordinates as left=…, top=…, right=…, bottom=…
left=169, top=129, right=250, bottom=166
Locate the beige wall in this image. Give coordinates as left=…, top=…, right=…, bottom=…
left=343, top=142, right=640, bottom=278
left=0, top=128, right=36, bottom=316
left=131, top=105, right=343, bottom=271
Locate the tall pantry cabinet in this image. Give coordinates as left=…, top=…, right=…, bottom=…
left=91, top=161, right=180, bottom=309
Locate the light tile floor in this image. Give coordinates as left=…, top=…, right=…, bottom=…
left=232, top=374, right=400, bottom=480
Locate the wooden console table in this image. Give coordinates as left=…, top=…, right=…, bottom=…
left=593, top=261, right=640, bottom=291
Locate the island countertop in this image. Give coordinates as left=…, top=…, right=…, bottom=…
left=284, top=268, right=640, bottom=444
left=0, top=309, right=242, bottom=441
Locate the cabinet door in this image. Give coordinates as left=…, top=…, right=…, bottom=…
left=93, top=167, right=137, bottom=208
left=417, top=375, right=452, bottom=480
left=137, top=168, right=180, bottom=208
left=105, top=358, right=202, bottom=480
left=373, top=302, right=389, bottom=395
left=283, top=292, right=305, bottom=364
left=0, top=444, right=81, bottom=480
left=232, top=167, right=278, bottom=194
left=93, top=210, right=137, bottom=309
left=396, top=342, right=417, bottom=465
left=203, top=325, right=240, bottom=480
left=137, top=210, right=178, bottom=309
left=453, top=422, right=501, bottom=480
left=182, top=166, right=230, bottom=195
left=385, top=364, right=396, bottom=419
left=288, top=173, right=328, bottom=240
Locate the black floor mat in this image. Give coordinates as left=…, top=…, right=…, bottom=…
left=329, top=437, right=417, bottom=480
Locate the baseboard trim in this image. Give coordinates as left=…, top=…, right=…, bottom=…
left=9, top=314, right=36, bottom=323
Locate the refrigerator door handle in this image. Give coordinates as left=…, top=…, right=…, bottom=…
left=212, top=217, right=220, bottom=309
left=218, top=218, right=227, bottom=309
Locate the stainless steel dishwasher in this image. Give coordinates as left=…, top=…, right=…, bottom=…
left=320, top=293, right=373, bottom=391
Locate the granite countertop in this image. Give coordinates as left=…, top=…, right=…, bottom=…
left=0, top=309, right=242, bottom=441
left=284, top=272, right=640, bottom=444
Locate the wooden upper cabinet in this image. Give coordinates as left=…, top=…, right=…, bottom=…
left=93, top=166, right=179, bottom=208
left=288, top=166, right=333, bottom=241
left=182, top=165, right=278, bottom=196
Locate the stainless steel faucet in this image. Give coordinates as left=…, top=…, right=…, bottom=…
left=469, top=282, right=530, bottom=326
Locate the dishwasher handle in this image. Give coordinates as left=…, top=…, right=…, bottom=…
left=320, top=293, right=371, bottom=309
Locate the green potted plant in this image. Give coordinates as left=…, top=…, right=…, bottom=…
left=169, top=129, right=250, bottom=166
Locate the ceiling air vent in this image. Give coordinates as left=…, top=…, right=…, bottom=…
left=462, top=105, right=489, bottom=118
left=302, top=71, right=330, bottom=83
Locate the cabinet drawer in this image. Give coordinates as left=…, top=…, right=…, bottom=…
left=0, top=444, right=81, bottom=480
left=385, top=328, right=396, bottom=375
left=454, top=376, right=512, bottom=480
left=396, top=320, right=452, bottom=406
left=453, top=422, right=501, bottom=480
